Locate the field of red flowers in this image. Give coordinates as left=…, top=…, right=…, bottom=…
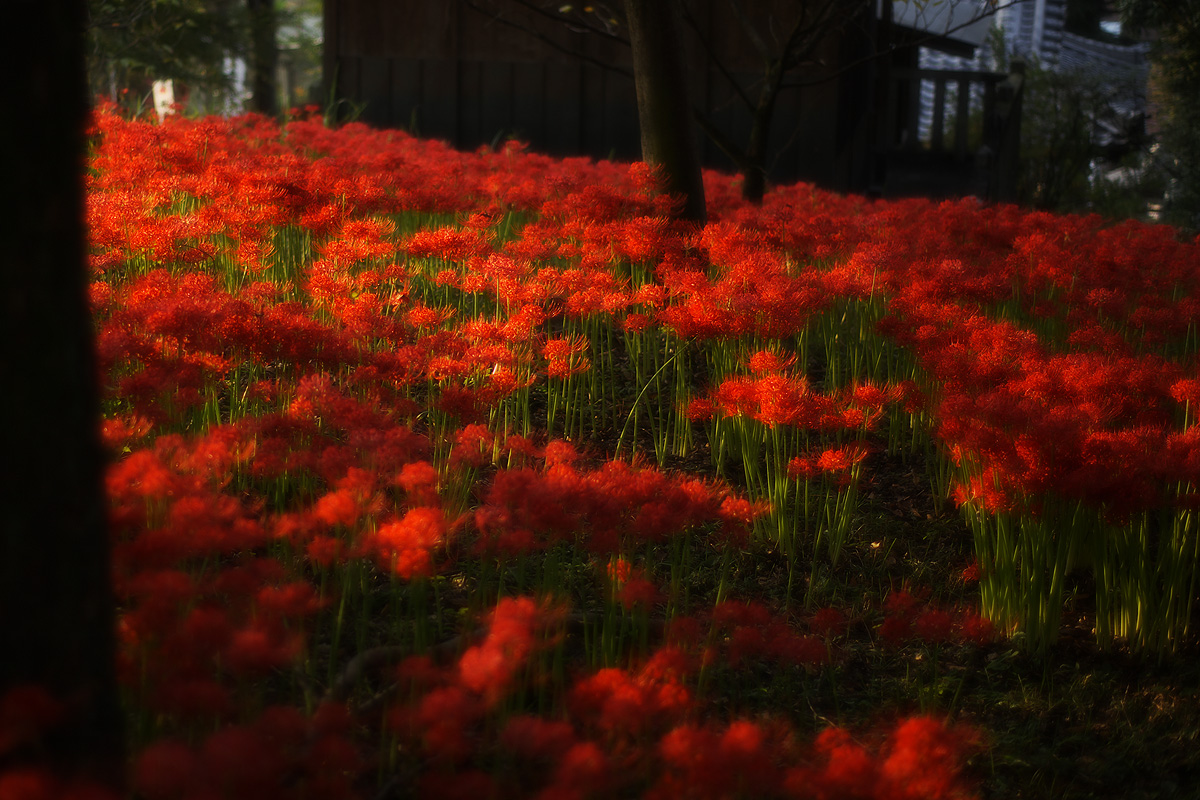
left=8, top=102, right=1200, bottom=799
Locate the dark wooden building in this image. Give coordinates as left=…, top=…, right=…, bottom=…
left=321, top=0, right=1023, bottom=199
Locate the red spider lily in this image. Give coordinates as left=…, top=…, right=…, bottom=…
left=502, top=433, right=543, bottom=463
left=134, top=706, right=364, bottom=800
left=950, top=469, right=1017, bottom=515
left=786, top=454, right=824, bottom=482
left=450, top=423, right=495, bottom=469
left=254, top=581, right=326, bottom=620
left=543, top=334, right=591, bottom=378
left=879, top=716, right=983, bottom=800
left=607, top=556, right=633, bottom=585
left=366, top=506, right=450, bottom=579
left=100, top=414, right=155, bottom=452
left=702, top=372, right=878, bottom=432
left=787, top=443, right=869, bottom=487
left=607, top=558, right=663, bottom=611
left=748, top=348, right=798, bottom=374
left=685, top=395, right=718, bottom=422
left=407, top=302, right=455, bottom=329
left=957, top=609, right=997, bottom=646
left=115, top=569, right=196, bottom=642
left=402, top=685, right=485, bottom=764
left=401, top=225, right=493, bottom=263
left=810, top=607, right=849, bottom=639
left=224, top=621, right=305, bottom=677
left=458, top=596, right=566, bottom=707
left=879, top=588, right=994, bottom=649
left=569, top=647, right=693, bottom=741
left=717, top=495, right=773, bottom=542
left=540, top=740, right=613, bottom=798
left=498, top=714, right=577, bottom=762
left=795, top=726, right=877, bottom=798
left=313, top=483, right=369, bottom=530
left=785, top=716, right=981, bottom=800
left=611, top=215, right=679, bottom=266
left=652, top=719, right=785, bottom=800
left=304, top=535, right=346, bottom=568
left=474, top=451, right=753, bottom=556
left=176, top=606, right=232, bottom=655
left=618, top=575, right=663, bottom=611
left=473, top=466, right=582, bottom=554
left=817, top=442, right=871, bottom=474
left=396, top=459, right=440, bottom=504
left=712, top=601, right=829, bottom=669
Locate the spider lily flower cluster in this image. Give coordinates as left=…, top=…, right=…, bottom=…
left=19, top=99, right=1199, bottom=796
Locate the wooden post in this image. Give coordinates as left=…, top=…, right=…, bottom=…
left=932, top=77, right=947, bottom=151
left=955, top=77, right=970, bottom=161
left=991, top=60, right=1025, bottom=202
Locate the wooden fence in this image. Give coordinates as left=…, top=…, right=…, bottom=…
left=322, top=0, right=1024, bottom=199
left=323, top=0, right=877, bottom=192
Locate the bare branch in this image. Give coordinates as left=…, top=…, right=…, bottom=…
left=463, top=0, right=634, bottom=79
left=680, top=2, right=756, bottom=112
left=781, top=0, right=854, bottom=70
left=726, top=0, right=772, bottom=62
left=781, top=0, right=1029, bottom=90
left=503, top=0, right=631, bottom=46
left=691, top=109, right=753, bottom=172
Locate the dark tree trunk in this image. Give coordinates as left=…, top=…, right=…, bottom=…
left=623, top=0, right=707, bottom=223
left=1, top=0, right=124, bottom=792
left=742, top=61, right=787, bottom=205
left=741, top=140, right=768, bottom=204
left=248, top=0, right=279, bottom=115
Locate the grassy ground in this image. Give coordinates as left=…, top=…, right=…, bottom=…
left=298, top=374, right=1200, bottom=799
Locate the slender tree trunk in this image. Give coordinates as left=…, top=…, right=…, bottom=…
left=742, top=60, right=787, bottom=204
left=1, top=0, right=124, bottom=792
left=248, top=0, right=279, bottom=115
left=742, top=129, right=769, bottom=203
left=623, top=0, right=707, bottom=222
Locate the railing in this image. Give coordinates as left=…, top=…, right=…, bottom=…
left=883, top=62, right=1025, bottom=202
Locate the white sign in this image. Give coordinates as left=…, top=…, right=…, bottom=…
left=152, top=80, right=176, bottom=122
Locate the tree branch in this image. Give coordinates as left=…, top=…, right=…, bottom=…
left=691, top=108, right=753, bottom=172
left=503, top=0, right=631, bottom=46
left=780, top=0, right=1029, bottom=90
left=680, top=1, right=756, bottom=113
left=780, top=0, right=854, bottom=72
left=726, top=0, right=772, bottom=62
left=463, top=0, right=634, bottom=79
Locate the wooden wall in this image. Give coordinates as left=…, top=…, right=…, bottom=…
left=323, top=0, right=878, bottom=192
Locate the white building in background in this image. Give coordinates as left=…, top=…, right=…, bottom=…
left=915, top=0, right=1151, bottom=148
left=994, top=0, right=1066, bottom=61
